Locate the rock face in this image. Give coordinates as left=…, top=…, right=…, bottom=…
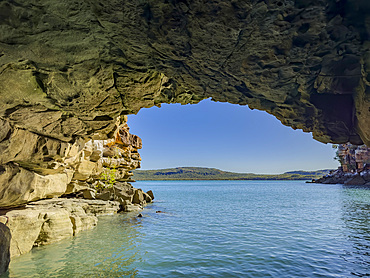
left=0, top=223, right=11, bottom=275
left=0, top=116, right=154, bottom=267
left=0, top=0, right=369, bottom=146
left=0, top=116, right=144, bottom=208
left=314, top=143, right=370, bottom=185
left=1, top=198, right=121, bottom=258
left=336, top=143, right=370, bottom=172
left=0, top=0, right=369, bottom=271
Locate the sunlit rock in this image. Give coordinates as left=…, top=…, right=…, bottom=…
left=3, top=198, right=121, bottom=258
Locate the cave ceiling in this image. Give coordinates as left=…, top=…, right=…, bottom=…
left=0, top=0, right=369, bottom=145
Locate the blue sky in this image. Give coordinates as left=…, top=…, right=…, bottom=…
left=128, top=98, right=339, bottom=174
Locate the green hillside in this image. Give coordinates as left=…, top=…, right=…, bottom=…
left=133, top=167, right=332, bottom=181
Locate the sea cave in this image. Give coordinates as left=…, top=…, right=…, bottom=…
left=0, top=0, right=370, bottom=276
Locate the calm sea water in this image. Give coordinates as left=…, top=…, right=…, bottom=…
left=3, top=180, right=370, bottom=278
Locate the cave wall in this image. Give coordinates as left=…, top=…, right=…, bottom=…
left=0, top=116, right=146, bottom=209
left=0, top=1, right=369, bottom=269
left=0, top=0, right=369, bottom=202
left=0, top=0, right=369, bottom=147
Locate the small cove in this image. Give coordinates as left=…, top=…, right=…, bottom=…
left=3, top=180, right=370, bottom=278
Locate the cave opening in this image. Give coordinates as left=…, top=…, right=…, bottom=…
left=128, top=99, right=339, bottom=174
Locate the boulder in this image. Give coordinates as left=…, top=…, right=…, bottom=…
left=124, top=204, right=143, bottom=212
left=344, top=175, right=366, bottom=185
left=116, top=198, right=131, bottom=206
left=83, top=189, right=96, bottom=200
left=65, top=181, right=90, bottom=195
left=132, top=189, right=145, bottom=205
left=0, top=223, right=11, bottom=275
left=146, top=190, right=154, bottom=200
left=73, top=159, right=96, bottom=181
left=96, top=191, right=112, bottom=201
left=143, top=192, right=152, bottom=203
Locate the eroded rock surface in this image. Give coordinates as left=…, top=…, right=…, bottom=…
left=313, top=143, right=370, bottom=185
left=0, top=116, right=153, bottom=262
left=0, top=223, right=11, bottom=275
left=1, top=198, right=121, bottom=258
left=0, top=0, right=369, bottom=146
left=0, top=116, right=144, bottom=208
left=0, top=0, right=369, bottom=270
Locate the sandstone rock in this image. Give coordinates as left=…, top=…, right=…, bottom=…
left=115, top=190, right=133, bottom=202
left=3, top=198, right=120, bottom=258
left=0, top=116, right=148, bottom=208
left=73, top=159, right=96, bottom=181
left=132, top=189, right=145, bottom=205
left=0, top=223, right=11, bottom=276
left=143, top=192, right=153, bottom=203
left=117, top=198, right=131, bottom=206
left=65, top=181, right=90, bottom=195
left=66, top=205, right=98, bottom=235
left=146, top=190, right=155, bottom=200
left=83, top=189, right=96, bottom=200
left=124, top=204, right=143, bottom=212
left=96, top=191, right=112, bottom=201
left=0, top=1, right=369, bottom=146
left=0, top=216, right=8, bottom=225
left=81, top=200, right=121, bottom=215
left=0, top=164, right=73, bottom=208
left=69, top=214, right=97, bottom=235
left=34, top=208, right=74, bottom=246
left=5, top=209, right=45, bottom=257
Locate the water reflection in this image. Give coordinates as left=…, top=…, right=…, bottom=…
left=341, top=186, right=370, bottom=277
left=4, top=213, right=145, bottom=278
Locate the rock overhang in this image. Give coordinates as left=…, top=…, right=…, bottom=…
left=0, top=0, right=369, bottom=146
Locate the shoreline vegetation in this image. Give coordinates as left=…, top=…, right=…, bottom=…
left=133, top=167, right=332, bottom=181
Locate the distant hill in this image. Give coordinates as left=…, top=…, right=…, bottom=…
left=133, top=167, right=332, bottom=181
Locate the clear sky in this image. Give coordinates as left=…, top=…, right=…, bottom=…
left=128, top=98, right=339, bottom=174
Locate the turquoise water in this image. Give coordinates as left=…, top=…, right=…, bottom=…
left=3, top=180, right=370, bottom=277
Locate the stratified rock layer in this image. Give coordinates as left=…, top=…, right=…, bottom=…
left=1, top=198, right=120, bottom=258
left=0, top=116, right=153, bottom=262
left=0, top=116, right=144, bottom=208
left=337, top=143, right=370, bottom=172
left=313, top=143, right=370, bottom=185
left=0, top=0, right=369, bottom=146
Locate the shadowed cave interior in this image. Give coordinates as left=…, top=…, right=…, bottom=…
left=0, top=0, right=370, bottom=274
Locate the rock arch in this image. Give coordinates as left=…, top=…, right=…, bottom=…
left=0, top=0, right=369, bottom=146
left=0, top=0, right=369, bottom=206
left=1, top=1, right=370, bottom=269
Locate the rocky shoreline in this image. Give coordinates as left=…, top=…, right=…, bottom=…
left=312, top=169, right=370, bottom=185
left=0, top=117, right=153, bottom=275
left=0, top=191, right=153, bottom=257
left=311, top=144, right=370, bottom=186
left=0, top=189, right=154, bottom=275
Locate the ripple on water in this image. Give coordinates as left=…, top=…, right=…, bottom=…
left=3, top=181, right=370, bottom=278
